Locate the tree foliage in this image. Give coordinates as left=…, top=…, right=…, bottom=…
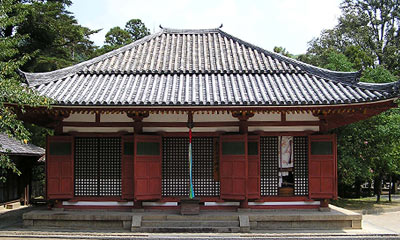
left=105, top=26, right=132, bottom=47
left=15, top=0, right=99, bottom=72
left=298, top=0, right=400, bottom=200
left=94, top=19, right=150, bottom=56
left=124, top=19, right=150, bottom=41
left=304, top=0, right=400, bottom=75
left=0, top=0, right=51, bottom=182
left=273, top=46, right=294, bottom=58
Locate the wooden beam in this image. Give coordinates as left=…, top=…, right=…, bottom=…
left=60, top=120, right=321, bottom=128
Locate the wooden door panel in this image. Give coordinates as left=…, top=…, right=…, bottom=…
left=219, top=134, right=247, bottom=200
left=121, top=135, right=134, bottom=200
left=46, top=136, right=74, bottom=200
left=309, top=134, right=337, bottom=199
left=134, top=135, right=162, bottom=201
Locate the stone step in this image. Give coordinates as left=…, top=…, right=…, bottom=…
left=142, top=215, right=238, bottom=221
left=132, top=226, right=241, bottom=233
left=141, top=220, right=239, bottom=228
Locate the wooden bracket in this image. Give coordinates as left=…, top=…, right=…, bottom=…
left=232, top=111, right=254, bottom=133
left=127, top=112, right=149, bottom=133
left=46, top=111, right=70, bottom=134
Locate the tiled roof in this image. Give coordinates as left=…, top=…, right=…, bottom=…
left=0, top=133, right=45, bottom=156
left=22, top=28, right=400, bottom=106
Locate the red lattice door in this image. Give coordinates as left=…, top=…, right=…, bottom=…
left=219, top=134, right=247, bottom=200
left=46, top=135, right=74, bottom=200
left=134, top=135, right=162, bottom=200
left=309, top=134, right=337, bottom=199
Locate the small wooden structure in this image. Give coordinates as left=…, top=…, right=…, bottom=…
left=0, top=133, right=44, bottom=205
left=18, top=28, right=399, bottom=211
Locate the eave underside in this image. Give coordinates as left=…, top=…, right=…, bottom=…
left=13, top=99, right=398, bottom=133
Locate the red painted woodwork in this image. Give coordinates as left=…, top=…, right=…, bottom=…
left=308, top=134, right=337, bottom=199
left=61, top=120, right=320, bottom=128
left=247, top=135, right=260, bottom=200
left=219, top=134, right=247, bottom=200
left=134, top=134, right=162, bottom=200
left=260, top=196, right=311, bottom=202
left=36, top=99, right=396, bottom=114
left=46, top=135, right=74, bottom=200
left=121, top=135, right=134, bottom=200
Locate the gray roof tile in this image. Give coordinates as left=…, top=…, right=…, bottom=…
left=22, top=28, right=400, bottom=106
left=0, top=133, right=45, bottom=156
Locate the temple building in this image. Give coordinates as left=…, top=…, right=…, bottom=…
left=0, top=133, right=44, bottom=205
left=19, top=28, right=400, bottom=210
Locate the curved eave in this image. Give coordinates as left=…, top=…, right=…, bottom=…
left=215, top=29, right=363, bottom=84
left=45, top=97, right=399, bottom=109
left=20, top=31, right=164, bottom=87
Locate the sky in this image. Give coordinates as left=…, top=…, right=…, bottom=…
left=68, top=0, right=342, bottom=55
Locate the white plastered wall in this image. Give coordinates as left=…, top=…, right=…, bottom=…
left=286, top=112, right=319, bottom=121
left=143, top=126, right=239, bottom=132
left=63, top=113, right=95, bottom=122
left=100, top=113, right=132, bottom=122
left=63, top=127, right=133, bottom=133
left=249, top=126, right=319, bottom=132
left=61, top=112, right=319, bottom=133
left=249, top=113, right=281, bottom=121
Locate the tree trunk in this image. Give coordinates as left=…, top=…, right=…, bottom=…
left=374, top=175, right=383, bottom=203
left=388, top=175, right=392, bottom=202
left=354, top=179, right=362, bottom=198
left=368, top=179, right=373, bottom=197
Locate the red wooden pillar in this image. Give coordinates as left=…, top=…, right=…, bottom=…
left=247, top=135, right=261, bottom=200
left=121, top=136, right=134, bottom=201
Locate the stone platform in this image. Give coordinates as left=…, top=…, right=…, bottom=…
left=23, top=205, right=361, bottom=233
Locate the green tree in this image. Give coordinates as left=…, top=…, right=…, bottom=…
left=93, top=19, right=150, bottom=57
left=306, top=0, right=400, bottom=75
left=124, top=19, right=150, bottom=41
left=16, top=0, right=98, bottom=72
left=0, top=0, right=50, bottom=182
left=105, top=26, right=133, bottom=47
left=333, top=67, right=399, bottom=201
left=273, top=46, right=295, bottom=58
left=298, top=0, right=400, bottom=200
left=360, top=66, right=397, bottom=83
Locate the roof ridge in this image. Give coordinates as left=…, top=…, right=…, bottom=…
left=23, top=30, right=164, bottom=87
left=161, top=27, right=221, bottom=34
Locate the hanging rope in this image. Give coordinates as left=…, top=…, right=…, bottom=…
left=189, top=128, right=195, bottom=199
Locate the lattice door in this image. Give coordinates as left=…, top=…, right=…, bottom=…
left=260, top=136, right=279, bottom=196
left=74, top=137, right=121, bottom=197
left=293, top=136, right=308, bottom=196
left=162, top=137, right=219, bottom=197
left=192, top=137, right=220, bottom=196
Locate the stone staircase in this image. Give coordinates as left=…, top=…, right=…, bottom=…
left=23, top=206, right=361, bottom=232
left=131, top=214, right=246, bottom=233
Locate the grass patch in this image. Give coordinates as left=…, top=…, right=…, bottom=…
left=331, top=195, right=400, bottom=210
